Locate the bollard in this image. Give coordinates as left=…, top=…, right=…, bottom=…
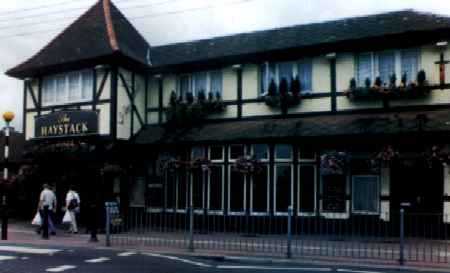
left=399, top=208, right=405, bottom=266
left=188, top=206, right=194, bottom=252
left=42, top=205, right=49, bottom=239
left=1, top=195, right=7, bottom=240
left=286, top=206, right=293, bottom=258
left=105, top=204, right=111, bottom=247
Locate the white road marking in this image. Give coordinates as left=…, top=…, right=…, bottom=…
left=217, top=265, right=332, bottom=271
left=117, top=251, right=137, bottom=257
left=0, top=246, right=60, bottom=255
left=85, top=257, right=111, bottom=263
left=45, top=265, right=77, bottom=272
left=143, top=253, right=212, bottom=268
left=0, top=255, right=16, bottom=261
left=337, top=269, right=381, bottom=273
left=20, top=257, right=29, bottom=260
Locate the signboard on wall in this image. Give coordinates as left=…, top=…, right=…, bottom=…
left=35, top=110, right=98, bottom=138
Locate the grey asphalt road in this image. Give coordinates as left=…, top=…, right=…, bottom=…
left=0, top=244, right=428, bottom=273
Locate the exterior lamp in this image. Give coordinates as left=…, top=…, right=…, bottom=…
left=1, top=111, right=14, bottom=240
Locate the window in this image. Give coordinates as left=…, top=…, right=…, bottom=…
left=192, top=169, right=204, bottom=210
left=229, top=168, right=246, bottom=214
left=352, top=175, right=379, bottom=214
left=260, top=58, right=313, bottom=95
left=250, top=144, right=269, bottom=214
left=401, top=48, right=419, bottom=84
left=357, top=53, right=373, bottom=87
left=208, top=165, right=224, bottom=212
left=298, top=165, right=316, bottom=213
left=274, top=164, right=293, bottom=214
left=166, top=172, right=177, bottom=211
left=275, top=144, right=292, bottom=161
left=178, top=70, right=223, bottom=99
left=229, top=144, right=245, bottom=160
left=356, top=48, right=421, bottom=86
left=378, top=51, right=395, bottom=86
left=42, top=69, right=93, bottom=106
left=177, top=172, right=187, bottom=211
left=251, top=165, right=269, bottom=214
left=209, top=146, right=224, bottom=161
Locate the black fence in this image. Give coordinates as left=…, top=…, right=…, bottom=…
left=105, top=205, right=450, bottom=265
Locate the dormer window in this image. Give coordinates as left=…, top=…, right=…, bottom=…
left=42, top=69, right=93, bottom=106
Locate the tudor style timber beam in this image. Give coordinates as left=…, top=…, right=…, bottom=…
left=156, top=75, right=163, bottom=124
left=233, top=64, right=243, bottom=119
left=118, top=71, right=144, bottom=129
left=327, top=52, right=337, bottom=112
left=111, top=66, right=118, bottom=139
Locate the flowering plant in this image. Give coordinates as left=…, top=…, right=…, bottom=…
left=320, top=151, right=347, bottom=175
left=424, top=145, right=450, bottom=167
left=232, top=156, right=263, bottom=174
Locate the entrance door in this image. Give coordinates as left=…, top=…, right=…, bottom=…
left=391, top=158, right=442, bottom=214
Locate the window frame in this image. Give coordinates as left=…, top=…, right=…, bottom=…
left=351, top=175, right=380, bottom=215
left=250, top=164, right=270, bottom=216
left=273, top=163, right=294, bottom=216
left=227, top=166, right=247, bottom=215
left=208, top=164, right=225, bottom=215
left=260, top=58, right=314, bottom=96
left=177, top=70, right=223, bottom=99
left=42, top=69, right=93, bottom=106
left=297, top=164, right=317, bottom=217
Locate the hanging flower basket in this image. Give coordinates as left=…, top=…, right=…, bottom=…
left=370, top=145, right=399, bottom=171
left=188, top=157, right=211, bottom=171
left=320, top=151, right=347, bottom=175
left=232, top=156, right=263, bottom=175
left=424, top=145, right=450, bottom=167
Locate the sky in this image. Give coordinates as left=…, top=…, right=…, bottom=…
left=1, top=0, right=450, bottom=131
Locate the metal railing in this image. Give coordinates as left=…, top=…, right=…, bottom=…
left=105, top=205, right=450, bottom=265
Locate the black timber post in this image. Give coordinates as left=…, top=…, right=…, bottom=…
left=37, top=77, right=42, bottom=116
left=235, top=65, right=243, bottom=119
left=130, top=72, right=135, bottom=136
left=111, top=66, right=118, bottom=139
left=328, top=53, right=337, bottom=112
left=92, top=67, right=97, bottom=111
left=158, top=76, right=163, bottom=124
left=22, top=81, right=27, bottom=134
left=144, top=74, right=149, bottom=124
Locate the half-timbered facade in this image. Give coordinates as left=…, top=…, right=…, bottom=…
left=6, top=0, right=450, bottom=225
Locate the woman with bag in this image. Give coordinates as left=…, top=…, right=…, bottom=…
left=65, top=185, right=80, bottom=234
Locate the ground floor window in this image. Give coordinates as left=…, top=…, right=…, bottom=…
left=229, top=168, right=246, bottom=214
left=148, top=177, right=164, bottom=210
left=209, top=165, right=224, bottom=212
left=192, top=170, right=204, bottom=210
left=321, top=174, right=346, bottom=213
left=298, top=165, right=316, bottom=214
left=274, top=164, right=293, bottom=214
left=352, top=175, right=380, bottom=214
left=177, top=172, right=188, bottom=211
left=165, top=172, right=177, bottom=210
left=251, top=165, right=269, bottom=214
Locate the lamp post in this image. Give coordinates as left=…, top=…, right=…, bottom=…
left=2, top=111, right=14, bottom=240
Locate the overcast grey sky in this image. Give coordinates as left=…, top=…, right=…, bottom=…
left=1, top=0, right=450, bottom=131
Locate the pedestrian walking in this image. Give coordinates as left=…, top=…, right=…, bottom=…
left=65, top=185, right=80, bottom=233
left=37, top=183, right=57, bottom=236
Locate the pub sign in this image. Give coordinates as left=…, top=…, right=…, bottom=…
left=35, top=110, right=98, bottom=138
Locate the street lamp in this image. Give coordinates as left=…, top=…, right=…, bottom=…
left=2, top=111, right=14, bottom=240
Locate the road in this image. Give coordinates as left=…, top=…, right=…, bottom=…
left=0, top=244, right=427, bottom=273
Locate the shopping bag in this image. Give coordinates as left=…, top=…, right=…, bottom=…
left=31, top=212, right=41, bottom=226
left=62, top=210, right=71, bottom=224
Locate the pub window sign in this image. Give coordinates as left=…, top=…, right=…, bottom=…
left=35, top=110, right=99, bottom=138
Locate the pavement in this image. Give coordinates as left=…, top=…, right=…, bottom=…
left=0, top=220, right=450, bottom=273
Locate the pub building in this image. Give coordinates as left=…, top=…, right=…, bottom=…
left=6, top=0, right=450, bottom=227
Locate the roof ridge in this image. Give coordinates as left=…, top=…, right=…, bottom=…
left=102, top=0, right=119, bottom=51
left=152, top=9, right=447, bottom=49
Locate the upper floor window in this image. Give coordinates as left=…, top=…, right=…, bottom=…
left=42, top=69, right=92, bottom=106
left=178, top=70, right=222, bottom=100
left=260, top=58, right=313, bottom=95
left=356, top=48, right=420, bottom=87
